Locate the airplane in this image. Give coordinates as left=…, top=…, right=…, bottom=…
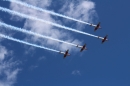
left=77, top=44, right=87, bottom=52
left=59, top=49, right=70, bottom=58
left=90, top=22, right=101, bottom=31
left=98, top=35, right=108, bottom=43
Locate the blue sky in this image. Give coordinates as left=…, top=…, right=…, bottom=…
left=0, top=0, right=130, bottom=86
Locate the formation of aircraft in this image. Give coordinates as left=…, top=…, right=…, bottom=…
left=59, top=22, right=108, bottom=58
left=90, top=22, right=108, bottom=43
left=0, top=2, right=108, bottom=59
left=59, top=44, right=88, bottom=58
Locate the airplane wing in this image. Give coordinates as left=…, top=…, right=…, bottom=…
left=63, top=53, right=70, bottom=58
left=80, top=48, right=84, bottom=52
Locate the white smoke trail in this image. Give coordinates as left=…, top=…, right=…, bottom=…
left=4, top=0, right=92, bottom=25
left=0, top=22, right=77, bottom=46
left=0, top=6, right=104, bottom=39
left=0, top=33, right=59, bottom=53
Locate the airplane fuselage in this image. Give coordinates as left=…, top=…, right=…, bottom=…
left=102, top=36, right=107, bottom=43
left=64, top=50, right=69, bottom=58
left=94, top=24, right=100, bottom=31
left=80, top=45, right=86, bottom=52
left=94, top=22, right=101, bottom=31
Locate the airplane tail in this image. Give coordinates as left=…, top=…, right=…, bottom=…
left=90, top=23, right=94, bottom=26
left=59, top=51, right=61, bottom=54
left=76, top=45, right=79, bottom=47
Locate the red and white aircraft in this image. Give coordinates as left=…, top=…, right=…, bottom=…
left=59, top=49, right=70, bottom=58
left=98, top=35, right=108, bottom=43
left=77, top=44, right=87, bottom=52
left=90, top=22, right=101, bottom=31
